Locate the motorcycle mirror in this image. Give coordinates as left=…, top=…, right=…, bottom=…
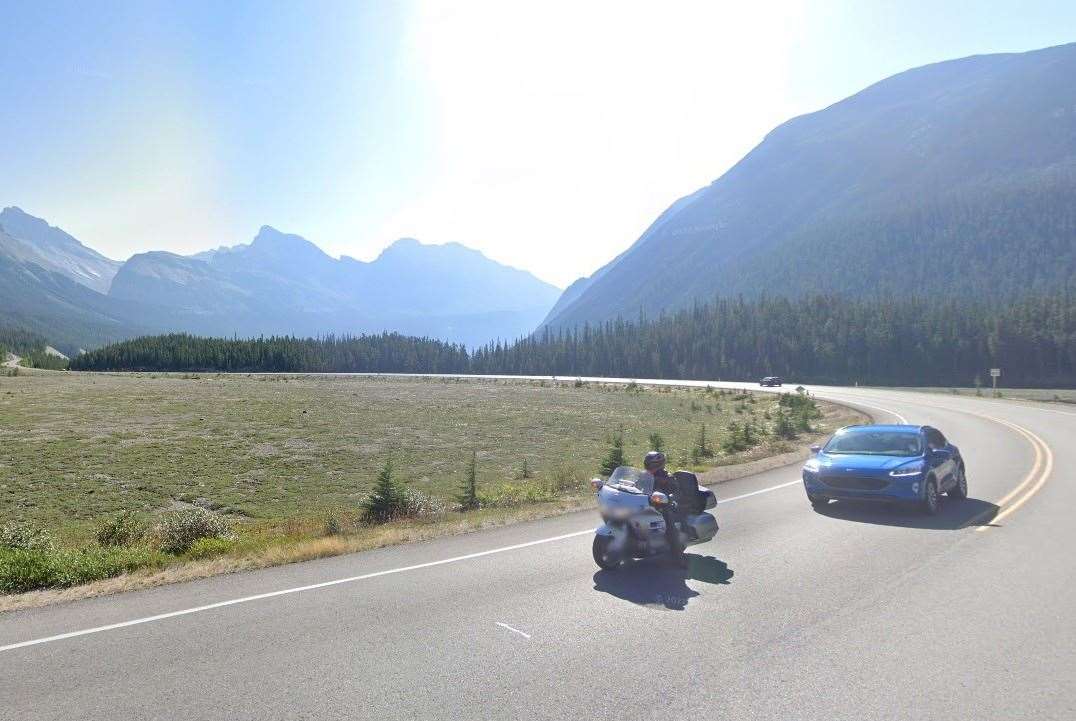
left=649, top=491, right=669, bottom=506
left=809, top=444, right=822, bottom=455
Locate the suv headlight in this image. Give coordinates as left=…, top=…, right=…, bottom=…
left=804, top=458, right=822, bottom=473
left=889, top=461, right=925, bottom=477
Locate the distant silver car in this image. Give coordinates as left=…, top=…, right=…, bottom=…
left=759, top=376, right=783, bottom=387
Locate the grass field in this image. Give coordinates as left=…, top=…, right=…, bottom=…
left=0, top=372, right=860, bottom=602
left=897, top=386, right=1076, bottom=404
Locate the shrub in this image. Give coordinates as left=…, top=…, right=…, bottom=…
left=96, top=511, right=146, bottom=547
left=647, top=432, right=665, bottom=453
left=186, top=537, right=235, bottom=560
left=774, top=410, right=796, bottom=440
left=0, top=522, right=55, bottom=552
left=477, top=481, right=555, bottom=508
left=0, top=549, right=54, bottom=593
left=400, top=488, right=447, bottom=518
left=0, top=546, right=162, bottom=594
left=324, top=509, right=342, bottom=536
left=156, top=508, right=235, bottom=554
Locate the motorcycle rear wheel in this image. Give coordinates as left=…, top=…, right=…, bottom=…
left=592, top=535, right=623, bottom=570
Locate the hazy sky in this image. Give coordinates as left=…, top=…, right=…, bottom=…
left=2, top=1, right=1073, bottom=287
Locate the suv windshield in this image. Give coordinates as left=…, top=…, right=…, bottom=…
left=605, top=466, right=655, bottom=494
left=824, top=430, right=922, bottom=457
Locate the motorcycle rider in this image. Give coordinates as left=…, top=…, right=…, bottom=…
left=643, top=450, right=688, bottom=568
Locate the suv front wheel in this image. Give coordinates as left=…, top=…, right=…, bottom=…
left=921, top=477, right=940, bottom=515
left=948, top=465, right=968, bottom=500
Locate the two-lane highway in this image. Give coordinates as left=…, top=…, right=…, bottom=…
left=2, top=383, right=1072, bottom=721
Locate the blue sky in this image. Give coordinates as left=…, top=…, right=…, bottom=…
left=1, top=1, right=1073, bottom=286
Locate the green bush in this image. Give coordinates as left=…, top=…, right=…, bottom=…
left=156, top=508, right=235, bottom=554
left=773, top=410, right=796, bottom=440
left=400, top=488, right=447, bottom=518
left=0, top=546, right=162, bottom=594
left=95, top=511, right=147, bottom=547
left=477, top=481, right=556, bottom=508
left=324, top=509, right=342, bottom=536
left=185, top=537, right=235, bottom=560
left=0, top=522, right=55, bottom=552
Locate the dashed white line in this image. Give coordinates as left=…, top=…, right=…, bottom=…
left=496, top=622, right=531, bottom=639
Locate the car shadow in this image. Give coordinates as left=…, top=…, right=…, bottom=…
left=592, top=554, right=734, bottom=610
left=813, top=496, right=999, bottom=530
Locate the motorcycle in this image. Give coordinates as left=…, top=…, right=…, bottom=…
left=590, top=466, right=718, bottom=569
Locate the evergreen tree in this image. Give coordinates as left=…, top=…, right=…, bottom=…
left=458, top=450, right=480, bottom=510
left=363, top=460, right=406, bottom=523
left=694, top=424, right=714, bottom=459
left=600, top=427, right=626, bottom=476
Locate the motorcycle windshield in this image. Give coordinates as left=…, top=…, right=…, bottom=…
left=605, top=466, right=655, bottom=495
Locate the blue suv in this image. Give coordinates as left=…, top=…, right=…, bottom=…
left=802, top=425, right=967, bottom=515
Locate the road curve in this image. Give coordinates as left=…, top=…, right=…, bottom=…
left=2, top=382, right=1073, bottom=721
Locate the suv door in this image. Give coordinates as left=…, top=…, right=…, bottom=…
left=925, top=428, right=954, bottom=487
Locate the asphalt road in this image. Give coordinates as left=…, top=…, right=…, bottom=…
left=2, top=382, right=1072, bottom=721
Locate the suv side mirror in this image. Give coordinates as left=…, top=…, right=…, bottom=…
left=809, top=444, right=822, bottom=455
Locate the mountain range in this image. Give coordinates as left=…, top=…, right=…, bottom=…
left=5, top=42, right=1075, bottom=354
left=0, top=208, right=560, bottom=352
left=543, top=42, right=1076, bottom=329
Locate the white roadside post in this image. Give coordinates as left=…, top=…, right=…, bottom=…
left=990, top=368, right=1001, bottom=397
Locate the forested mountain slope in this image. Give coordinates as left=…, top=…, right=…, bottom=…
left=545, top=42, right=1076, bottom=329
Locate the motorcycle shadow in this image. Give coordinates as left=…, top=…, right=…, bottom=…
left=592, top=555, right=734, bottom=611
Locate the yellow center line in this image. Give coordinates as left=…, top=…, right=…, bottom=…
left=975, top=415, right=1053, bottom=531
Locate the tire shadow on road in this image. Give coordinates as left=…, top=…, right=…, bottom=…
left=592, top=555, right=734, bottom=611
left=813, top=497, right=999, bottom=530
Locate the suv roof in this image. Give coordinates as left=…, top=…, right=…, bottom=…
left=838, top=424, right=922, bottom=433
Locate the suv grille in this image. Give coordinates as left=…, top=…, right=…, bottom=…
left=820, top=474, right=889, bottom=491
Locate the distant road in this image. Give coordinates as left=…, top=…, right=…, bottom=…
left=1, top=381, right=1072, bottom=721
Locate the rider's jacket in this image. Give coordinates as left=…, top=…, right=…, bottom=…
left=652, top=468, right=682, bottom=507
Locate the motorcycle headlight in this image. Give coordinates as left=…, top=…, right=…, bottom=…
left=601, top=505, right=632, bottom=521
left=889, top=460, right=925, bottom=477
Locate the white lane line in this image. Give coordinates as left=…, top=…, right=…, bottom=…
left=718, top=479, right=801, bottom=503
left=0, top=468, right=819, bottom=654
left=495, top=622, right=531, bottom=639
left=813, top=396, right=908, bottom=425
left=0, top=530, right=590, bottom=654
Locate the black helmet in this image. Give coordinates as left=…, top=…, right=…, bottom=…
left=643, top=451, right=666, bottom=470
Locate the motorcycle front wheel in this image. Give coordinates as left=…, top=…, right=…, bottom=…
left=592, top=535, right=623, bottom=570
